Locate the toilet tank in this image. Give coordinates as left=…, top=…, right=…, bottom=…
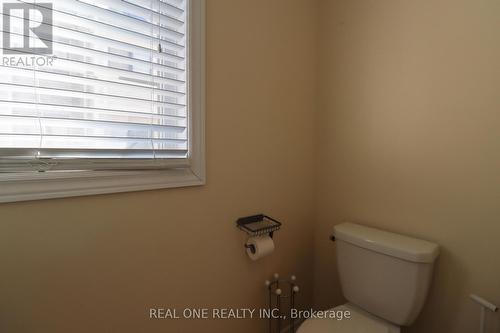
left=333, top=223, right=439, bottom=326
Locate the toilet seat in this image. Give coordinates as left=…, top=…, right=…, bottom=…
left=297, top=304, right=400, bottom=333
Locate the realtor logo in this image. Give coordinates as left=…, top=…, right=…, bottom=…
left=2, top=3, right=53, bottom=54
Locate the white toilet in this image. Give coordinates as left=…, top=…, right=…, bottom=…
left=298, top=222, right=439, bottom=333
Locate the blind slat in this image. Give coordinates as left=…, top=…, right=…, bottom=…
left=0, top=135, right=188, bottom=150
left=0, top=0, right=189, bottom=172
left=2, top=14, right=185, bottom=57
left=0, top=148, right=188, bottom=158
left=0, top=82, right=187, bottom=108
left=3, top=45, right=186, bottom=84
left=17, top=0, right=185, bottom=36
left=0, top=100, right=187, bottom=118
left=0, top=66, right=186, bottom=103
left=2, top=29, right=186, bottom=69
left=0, top=116, right=188, bottom=137
left=126, top=0, right=185, bottom=14
left=0, top=103, right=188, bottom=127
left=13, top=1, right=186, bottom=46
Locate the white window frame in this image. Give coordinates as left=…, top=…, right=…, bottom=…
left=0, top=0, right=206, bottom=203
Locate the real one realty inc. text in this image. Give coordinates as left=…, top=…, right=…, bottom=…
left=149, top=308, right=352, bottom=320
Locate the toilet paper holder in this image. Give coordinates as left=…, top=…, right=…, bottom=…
left=237, top=214, right=282, bottom=253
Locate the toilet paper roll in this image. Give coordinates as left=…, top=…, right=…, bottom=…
left=246, top=235, right=275, bottom=261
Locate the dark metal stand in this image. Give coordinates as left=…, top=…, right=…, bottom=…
left=265, top=274, right=299, bottom=333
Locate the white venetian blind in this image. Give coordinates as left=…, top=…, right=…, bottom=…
left=0, top=0, right=189, bottom=172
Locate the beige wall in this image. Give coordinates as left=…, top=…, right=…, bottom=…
left=0, top=1, right=319, bottom=332
left=314, top=0, right=500, bottom=332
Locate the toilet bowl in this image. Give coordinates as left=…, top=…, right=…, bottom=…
left=298, top=223, right=439, bottom=332
left=298, top=304, right=400, bottom=333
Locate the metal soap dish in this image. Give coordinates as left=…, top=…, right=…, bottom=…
left=236, top=214, right=282, bottom=237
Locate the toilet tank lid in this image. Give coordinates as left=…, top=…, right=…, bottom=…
left=333, top=223, right=439, bottom=263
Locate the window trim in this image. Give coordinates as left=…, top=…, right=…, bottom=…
left=0, top=0, right=205, bottom=203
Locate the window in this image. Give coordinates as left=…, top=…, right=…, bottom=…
left=0, top=0, right=205, bottom=202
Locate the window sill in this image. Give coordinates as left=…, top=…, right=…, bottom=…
left=0, top=167, right=205, bottom=203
